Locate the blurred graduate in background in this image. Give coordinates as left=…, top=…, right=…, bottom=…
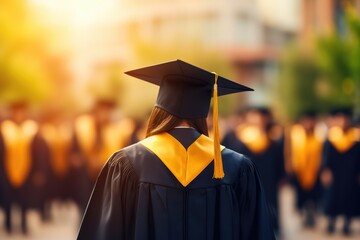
left=70, top=99, right=135, bottom=213
left=288, top=110, right=324, bottom=228
left=0, top=101, right=51, bottom=235
left=40, top=108, right=73, bottom=216
left=321, top=107, right=360, bottom=235
left=221, top=106, right=286, bottom=235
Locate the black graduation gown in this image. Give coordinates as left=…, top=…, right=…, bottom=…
left=66, top=132, right=93, bottom=212
left=0, top=131, right=5, bottom=208
left=289, top=130, right=323, bottom=210
left=221, top=131, right=285, bottom=231
left=29, top=133, right=52, bottom=209
left=0, top=131, right=51, bottom=209
left=322, top=140, right=360, bottom=217
left=292, top=177, right=322, bottom=210
left=78, top=128, right=274, bottom=240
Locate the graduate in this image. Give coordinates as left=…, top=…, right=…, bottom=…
left=321, top=108, right=360, bottom=235
left=129, top=118, right=148, bottom=144
left=0, top=102, right=51, bottom=234
left=0, top=118, right=5, bottom=214
left=77, top=60, right=275, bottom=240
left=40, top=110, right=73, bottom=208
left=221, top=107, right=285, bottom=234
left=288, top=111, right=324, bottom=228
left=73, top=99, right=135, bottom=181
left=70, top=99, right=135, bottom=212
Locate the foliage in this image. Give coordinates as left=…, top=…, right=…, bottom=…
left=277, top=47, right=323, bottom=121
left=346, top=6, right=360, bottom=114
left=316, top=6, right=360, bottom=114
left=0, top=1, right=70, bottom=108
left=277, top=5, right=360, bottom=121
left=87, top=62, right=126, bottom=106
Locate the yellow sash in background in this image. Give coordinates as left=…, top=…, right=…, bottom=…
left=236, top=125, right=270, bottom=154
left=290, top=124, right=323, bottom=190
left=1, top=120, right=38, bottom=188
left=328, top=126, right=358, bottom=153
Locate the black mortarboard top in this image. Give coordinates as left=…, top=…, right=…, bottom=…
left=297, top=109, right=318, bottom=121
left=300, top=109, right=317, bottom=118
left=124, top=59, right=253, bottom=119
left=125, top=59, right=253, bottom=179
left=246, top=106, right=272, bottom=117
left=329, top=107, right=353, bottom=117
left=94, top=98, right=117, bottom=109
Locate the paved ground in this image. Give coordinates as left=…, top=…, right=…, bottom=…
left=279, top=186, right=360, bottom=240
left=0, top=185, right=359, bottom=240
left=0, top=202, right=80, bottom=240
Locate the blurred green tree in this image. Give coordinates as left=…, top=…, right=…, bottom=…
left=0, top=1, right=71, bottom=110
left=276, top=47, right=323, bottom=121
left=277, top=4, right=360, bottom=121
left=87, top=62, right=126, bottom=106
left=344, top=6, right=360, bottom=114
left=316, top=5, right=360, bottom=115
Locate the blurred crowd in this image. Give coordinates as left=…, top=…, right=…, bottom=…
left=0, top=100, right=360, bottom=238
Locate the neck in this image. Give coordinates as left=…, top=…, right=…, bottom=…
left=176, top=121, right=192, bottom=128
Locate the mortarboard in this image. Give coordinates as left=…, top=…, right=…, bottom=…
left=299, top=109, right=317, bottom=118
left=329, top=107, right=353, bottom=117
left=125, top=59, right=253, bottom=118
left=246, top=106, right=272, bottom=117
left=125, top=59, right=253, bottom=178
left=94, top=98, right=117, bottom=109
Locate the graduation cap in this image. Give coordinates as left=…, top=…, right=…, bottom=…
left=246, top=106, right=272, bottom=117
left=299, top=109, right=318, bottom=118
left=329, top=107, right=353, bottom=117
left=125, top=59, right=253, bottom=178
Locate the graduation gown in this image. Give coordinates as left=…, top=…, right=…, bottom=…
left=322, top=128, right=360, bottom=217
left=78, top=128, right=274, bottom=240
left=41, top=123, right=72, bottom=200
left=0, top=120, right=51, bottom=209
left=0, top=130, right=5, bottom=208
left=68, top=115, right=135, bottom=211
left=221, top=128, right=285, bottom=231
left=289, top=125, right=323, bottom=209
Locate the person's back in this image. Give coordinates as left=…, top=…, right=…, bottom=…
left=78, top=127, right=273, bottom=239
left=77, top=60, right=275, bottom=240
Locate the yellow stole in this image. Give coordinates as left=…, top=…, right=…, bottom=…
left=74, top=115, right=135, bottom=175
left=140, top=132, right=225, bottom=187
left=235, top=125, right=270, bottom=154
left=290, top=124, right=323, bottom=190
left=328, top=126, right=358, bottom=153
left=1, top=120, right=38, bottom=188
left=41, top=123, right=72, bottom=177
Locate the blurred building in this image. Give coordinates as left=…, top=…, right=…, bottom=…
left=30, top=0, right=302, bottom=108
left=120, top=0, right=300, bottom=106
left=26, top=0, right=360, bottom=110
left=301, top=0, right=360, bottom=43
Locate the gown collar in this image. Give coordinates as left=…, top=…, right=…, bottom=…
left=140, top=130, right=224, bottom=187
left=168, top=128, right=201, bottom=149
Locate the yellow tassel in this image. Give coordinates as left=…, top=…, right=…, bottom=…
left=211, top=72, right=224, bottom=178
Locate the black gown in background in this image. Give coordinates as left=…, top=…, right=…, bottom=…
left=0, top=131, right=4, bottom=209
left=322, top=140, right=360, bottom=218
left=221, top=131, right=285, bottom=232
left=78, top=128, right=274, bottom=240
left=0, top=130, right=51, bottom=232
